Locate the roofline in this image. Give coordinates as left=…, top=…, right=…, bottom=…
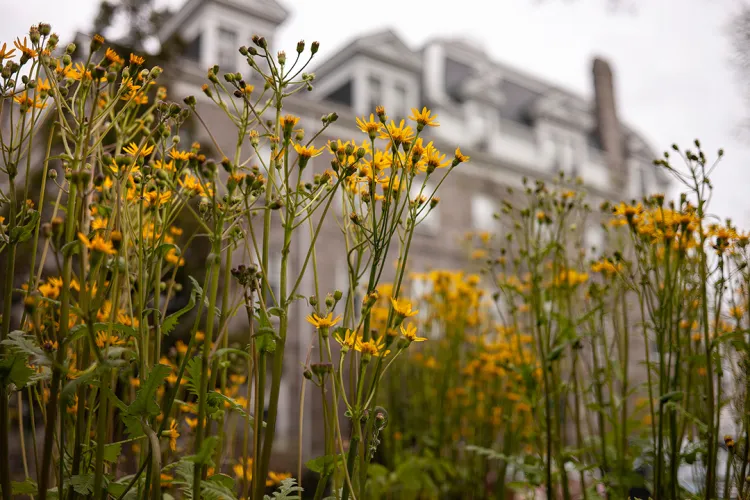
left=159, top=0, right=289, bottom=44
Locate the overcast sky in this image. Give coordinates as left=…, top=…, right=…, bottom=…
left=4, top=0, right=750, bottom=225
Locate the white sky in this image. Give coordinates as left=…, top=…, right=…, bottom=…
left=3, top=0, right=750, bottom=225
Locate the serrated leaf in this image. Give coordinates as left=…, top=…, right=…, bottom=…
left=11, top=478, right=38, bottom=494
left=305, top=454, right=343, bottom=476
left=0, top=352, right=35, bottom=389
left=103, top=441, right=122, bottom=463
left=128, top=363, right=171, bottom=418
left=70, top=474, right=94, bottom=495
left=184, top=435, right=218, bottom=467
left=162, top=283, right=199, bottom=336
left=184, top=356, right=202, bottom=397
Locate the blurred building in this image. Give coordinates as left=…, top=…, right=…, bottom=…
left=155, top=0, right=671, bottom=466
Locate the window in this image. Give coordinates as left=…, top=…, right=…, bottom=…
left=472, top=194, right=497, bottom=233
left=394, top=83, right=408, bottom=119
left=410, top=183, right=439, bottom=233
left=368, top=76, right=382, bottom=114
left=217, top=28, right=237, bottom=71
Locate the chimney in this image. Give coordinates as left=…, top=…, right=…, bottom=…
left=592, top=57, right=625, bottom=173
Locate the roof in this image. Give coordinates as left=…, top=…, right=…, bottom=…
left=159, top=0, right=289, bottom=43
left=310, top=29, right=422, bottom=77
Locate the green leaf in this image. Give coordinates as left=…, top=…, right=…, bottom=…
left=211, top=348, right=250, bottom=360
left=184, top=356, right=202, bottom=397
left=128, top=363, right=171, bottom=418
left=0, top=352, right=35, bottom=389
left=659, top=391, right=684, bottom=404
left=9, top=210, right=39, bottom=244
left=207, top=474, right=234, bottom=490
left=264, top=478, right=303, bottom=500
left=11, top=478, right=38, bottom=494
left=162, top=283, right=199, bottom=336
left=305, top=454, right=343, bottom=476
left=103, top=441, right=122, bottom=463
left=70, top=474, right=94, bottom=495
left=184, top=435, right=218, bottom=467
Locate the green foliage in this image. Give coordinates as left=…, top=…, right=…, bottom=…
left=264, top=478, right=303, bottom=500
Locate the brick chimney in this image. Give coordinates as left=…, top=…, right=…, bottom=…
left=592, top=58, right=625, bottom=174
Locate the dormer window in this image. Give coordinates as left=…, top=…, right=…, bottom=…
left=217, top=27, right=238, bottom=72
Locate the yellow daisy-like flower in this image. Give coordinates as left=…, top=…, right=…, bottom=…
left=123, top=141, right=155, bottom=157
left=95, top=332, right=125, bottom=349
left=379, top=119, right=415, bottom=145
left=91, top=217, right=108, bottom=231
left=233, top=457, right=253, bottom=481
left=167, top=419, right=180, bottom=451
left=305, top=312, right=342, bottom=329
left=356, top=114, right=382, bottom=136
left=400, top=323, right=427, bottom=343
left=129, top=53, right=145, bottom=65
left=267, top=472, right=292, bottom=486
left=334, top=329, right=359, bottom=350
left=409, top=106, right=439, bottom=129
left=104, top=47, right=124, bottom=66
left=0, top=42, right=17, bottom=63
left=13, top=92, right=47, bottom=111
left=169, top=148, right=191, bottom=161
left=13, top=37, right=37, bottom=59
left=453, top=147, right=470, bottom=164
left=78, top=232, right=117, bottom=255
left=179, top=174, right=212, bottom=197
left=293, top=143, right=325, bottom=160
left=280, top=114, right=300, bottom=129
left=390, top=297, right=419, bottom=318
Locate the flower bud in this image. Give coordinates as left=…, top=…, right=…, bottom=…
left=311, top=41, right=319, bottom=54
left=66, top=43, right=76, bottom=55
left=296, top=40, right=305, bottom=53
left=90, top=33, right=104, bottom=52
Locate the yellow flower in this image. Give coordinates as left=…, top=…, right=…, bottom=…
left=379, top=119, right=415, bottom=145
left=123, top=141, right=154, bottom=157
left=233, top=457, right=253, bottom=481
left=179, top=174, right=212, bottom=197
left=169, top=148, right=191, bottom=161
left=409, top=106, right=439, bottom=128
left=129, top=53, right=145, bottom=65
left=92, top=217, right=108, bottom=231
left=104, top=47, right=124, bottom=66
left=424, top=144, right=449, bottom=170
left=78, top=232, right=117, bottom=255
left=400, top=323, right=427, bottom=343
left=293, top=143, right=325, bottom=160
left=95, top=332, right=125, bottom=348
left=167, top=419, right=180, bottom=451
left=267, top=472, right=292, bottom=486
left=13, top=91, right=47, bottom=111
left=334, top=329, right=359, bottom=350
left=14, top=37, right=37, bottom=59
left=165, top=248, right=185, bottom=267
left=160, top=473, right=173, bottom=488
left=0, top=42, right=17, bottom=62
left=356, top=114, right=382, bottom=135
left=306, top=312, right=342, bottom=329
left=280, top=114, right=300, bottom=129
left=390, top=297, right=419, bottom=319
left=39, top=282, right=60, bottom=299
left=453, top=147, right=470, bottom=164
